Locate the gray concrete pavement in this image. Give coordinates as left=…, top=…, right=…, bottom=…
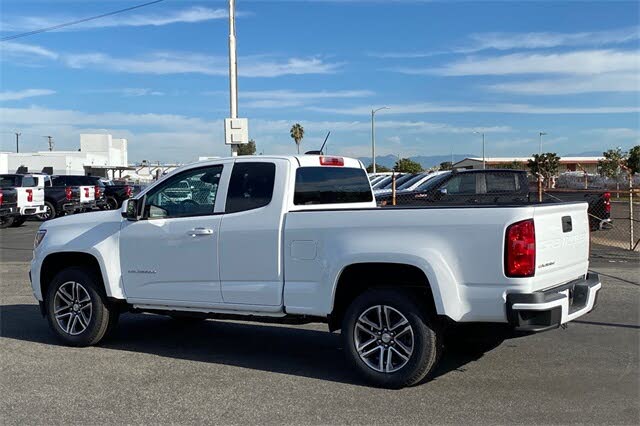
left=1, top=222, right=638, bottom=424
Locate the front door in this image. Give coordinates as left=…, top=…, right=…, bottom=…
left=120, top=164, right=227, bottom=305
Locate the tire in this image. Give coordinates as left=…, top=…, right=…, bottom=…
left=0, top=216, right=15, bottom=229
left=37, top=201, right=57, bottom=221
left=9, top=216, right=27, bottom=227
left=342, top=288, right=442, bottom=389
left=45, top=267, right=116, bottom=347
left=105, top=197, right=119, bottom=210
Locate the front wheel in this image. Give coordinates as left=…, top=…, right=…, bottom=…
left=45, top=267, right=117, bottom=347
left=342, top=289, right=441, bottom=389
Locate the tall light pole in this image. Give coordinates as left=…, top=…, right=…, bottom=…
left=15, top=132, right=20, bottom=153
left=474, top=131, right=485, bottom=169
left=539, top=131, right=547, bottom=155
left=228, top=0, right=239, bottom=157
left=371, top=106, right=389, bottom=173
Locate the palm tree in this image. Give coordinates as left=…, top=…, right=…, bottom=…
left=290, top=123, right=304, bottom=154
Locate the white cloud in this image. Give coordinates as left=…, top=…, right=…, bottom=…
left=1, top=7, right=230, bottom=32
left=486, top=72, right=640, bottom=95
left=239, top=89, right=374, bottom=108
left=583, top=128, right=640, bottom=140
left=309, top=102, right=640, bottom=115
left=0, top=89, right=56, bottom=101
left=86, top=88, right=165, bottom=97
left=463, top=26, right=640, bottom=52
left=0, top=41, right=58, bottom=59
left=400, top=50, right=639, bottom=76
left=62, top=52, right=341, bottom=77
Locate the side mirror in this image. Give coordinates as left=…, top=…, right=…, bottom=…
left=121, top=196, right=145, bottom=220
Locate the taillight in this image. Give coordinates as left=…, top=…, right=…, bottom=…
left=125, top=185, right=132, bottom=197
left=319, top=156, right=344, bottom=166
left=0, top=190, right=3, bottom=206
left=65, top=187, right=72, bottom=201
left=603, top=192, right=611, bottom=214
left=26, top=189, right=33, bottom=202
left=84, top=187, right=89, bottom=198
left=95, top=185, right=101, bottom=198
left=505, top=219, right=536, bottom=277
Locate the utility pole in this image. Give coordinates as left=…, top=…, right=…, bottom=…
left=539, top=132, right=547, bottom=155
left=371, top=106, right=389, bottom=173
left=15, top=132, right=20, bottom=153
left=228, top=0, right=239, bottom=157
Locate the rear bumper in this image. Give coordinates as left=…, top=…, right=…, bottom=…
left=62, top=202, right=80, bottom=213
left=0, top=206, right=18, bottom=217
left=18, top=205, right=46, bottom=215
left=506, top=273, right=601, bottom=332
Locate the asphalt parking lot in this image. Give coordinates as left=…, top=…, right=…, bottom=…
left=1, top=221, right=639, bottom=424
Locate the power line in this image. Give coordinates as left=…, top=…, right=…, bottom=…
left=1, top=0, right=165, bottom=42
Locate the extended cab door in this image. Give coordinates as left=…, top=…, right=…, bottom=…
left=218, top=160, right=287, bottom=306
left=120, top=164, right=228, bottom=304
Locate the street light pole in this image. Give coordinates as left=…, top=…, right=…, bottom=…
left=228, top=0, right=239, bottom=157
left=371, top=106, right=389, bottom=174
left=15, top=132, right=20, bottom=153
left=474, top=131, right=485, bottom=169
left=539, top=131, right=547, bottom=155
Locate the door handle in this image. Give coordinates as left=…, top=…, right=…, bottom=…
left=187, top=228, right=214, bottom=237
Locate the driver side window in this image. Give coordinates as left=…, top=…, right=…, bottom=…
left=144, top=165, right=223, bottom=219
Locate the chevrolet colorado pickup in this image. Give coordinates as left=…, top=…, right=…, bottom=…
left=30, top=155, right=601, bottom=388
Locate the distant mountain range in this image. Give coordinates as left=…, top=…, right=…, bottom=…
left=359, top=151, right=604, bottom=170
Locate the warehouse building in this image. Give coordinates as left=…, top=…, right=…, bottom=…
left=453, top=156, right=603, bottom=174
left=0, top=134, right=128, bottom=177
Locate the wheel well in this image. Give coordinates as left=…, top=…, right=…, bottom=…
left=40, top=252, right=103, bottom=299
left=329, top=263, right=437, bottom=332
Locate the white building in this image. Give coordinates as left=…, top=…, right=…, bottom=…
left=453, top=156, right=603, bottom=174
left=0, top=134, right=128, bottom=177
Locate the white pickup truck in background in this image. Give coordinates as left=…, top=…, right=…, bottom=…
left=29, top=155, right=601, bottom=388
left=0, top=174, right=46, bottom=227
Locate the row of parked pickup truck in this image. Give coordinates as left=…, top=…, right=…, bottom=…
left=0, top=173, right=141, bottom=228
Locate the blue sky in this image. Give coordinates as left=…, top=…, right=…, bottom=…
left=1, top=0, right=639, bottom=163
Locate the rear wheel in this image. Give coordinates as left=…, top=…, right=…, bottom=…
left=37, top=201, right=56, bottom=221
left=9, top=216, right=27, bottom=227
left=342, top=288, right=441, bottom=389
left=105, top=197, right=119, bottom=210
left=45, top=267, right=116, bottom=347
left=0, top=215, right=15, bottom=228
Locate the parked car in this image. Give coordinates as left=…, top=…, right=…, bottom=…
left=37, top=175, right=82, bottom=221
left=0, top=174, right=46, bottom=227
left=30, top=155, right=600, bottom=389
left=374, top=171, right=449, bottom=199
left=0, top=186, right=19, bottom=228
left=543, top=190, right=612, bottom=231
left=102, top=181, right=143, bottom=210
left=49, top=176, right=97, bottom=212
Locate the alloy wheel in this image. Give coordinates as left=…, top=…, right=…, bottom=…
left=53, top=281, right=93, bottom=336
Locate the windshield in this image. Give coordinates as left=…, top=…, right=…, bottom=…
left=414, top=172, right=452, bottom=192
left=379, top=173, right=416, bottom=190
left=0, top=175, right=20, bottom=188
left=397, top=173, right=428, bottom=190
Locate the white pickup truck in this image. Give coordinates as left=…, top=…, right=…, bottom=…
left=0, top=173, right=46, bottom=227
left=30, top=155, right=601, bottom=388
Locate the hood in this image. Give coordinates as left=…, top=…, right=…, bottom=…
left=41, top=209, right=123, bottom=231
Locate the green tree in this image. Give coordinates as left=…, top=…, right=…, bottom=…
left=237, top=139, right=256, bottom=156
left=527, top=153, right=560, bottom=188
left=598, top=148, right=624, bottom=178
left=625, top=145, right=640, bottom=175
left=366, top=163, right=391, bottom=173
left=290, top=123, right=304, bottom=154
left=439, top=161, right=453, bottom=171
left=394, top=158, right=423, bottom=173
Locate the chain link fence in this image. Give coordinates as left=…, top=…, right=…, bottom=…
left=372, top=170, right=639, bottom=252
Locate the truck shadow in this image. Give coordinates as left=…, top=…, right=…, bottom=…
left=1, top=304, right=503, bottom=387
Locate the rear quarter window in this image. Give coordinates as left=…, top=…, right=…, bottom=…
left=294, top=167, right=373, bottom=205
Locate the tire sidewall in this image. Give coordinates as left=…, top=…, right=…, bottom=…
left=45, top=268, right=110, bottom=347
left=342, top=289, right=439, bottom=388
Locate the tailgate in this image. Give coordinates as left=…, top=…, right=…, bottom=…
left=532, top=202, right=590, bottom=291
left=79, top=185, right=95, bottom=203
